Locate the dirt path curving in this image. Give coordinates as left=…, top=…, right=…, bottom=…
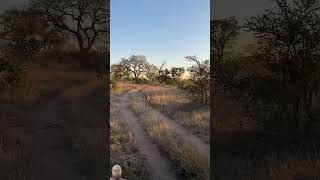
left=133, top=90, right=210, bottom=162
left=118, top=92, right=176, bottom=180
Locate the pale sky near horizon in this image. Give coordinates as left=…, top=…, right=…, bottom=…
left=110, top=0, right=210, bottom=68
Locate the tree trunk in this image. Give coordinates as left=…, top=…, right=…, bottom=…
left=289, top=101, right=300, bottom=137
left=304, top=120, right=313, bottom=137
left=79, top=47, right=90, bottom=67
left=133, top=72, right=139, bottom=83
left=303, top=107, right=318, bottom=137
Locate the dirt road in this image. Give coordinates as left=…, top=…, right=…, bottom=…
left=116, top=87, right=210, bottom=179
left=133, top=90, right=210, bottom=161
left=118, top=93, right=176, bottom=180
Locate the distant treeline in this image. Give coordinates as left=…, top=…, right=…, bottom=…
left=111, top=55, right=209, bottom=104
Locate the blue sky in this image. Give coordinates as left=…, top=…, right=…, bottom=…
left=110, top=0, right=210, bottom=68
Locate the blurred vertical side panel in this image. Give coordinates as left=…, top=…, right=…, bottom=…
left=212, top=0, right=320, bottom=179
left=0, top=0, right=109, bottom=179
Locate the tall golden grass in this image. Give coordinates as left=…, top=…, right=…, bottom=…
left=145, top=86, right=210, bottom=143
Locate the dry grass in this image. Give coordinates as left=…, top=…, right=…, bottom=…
left=110, top=92, right=150, bottom=180
left=112, top=82, right=141, bottom=94
left=130, top=100, right=210, bottom=180
left=141, top=85, right=210, bottom=143
left=0, top=64, right=104, bottom=179
left=0, top=93, right=34, bottom=180
left=213, top=92, right=320, bottom=180
left=0, top=133, right=33, bottom=180
left=0, top=62, right=106, bottom=180
left=0, top=65, right=97, bottom=108
left=59, top=85, right=106, bottom=179
left=214, top=148, right=320, bottom=180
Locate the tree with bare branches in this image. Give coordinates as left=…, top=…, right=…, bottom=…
left=0, top=8, right=65, bottom=61
left=157, top=61, right=166, bottom=76
left=211, top=16, right=239, bottom=63
left=182, top=56, right=210, bottom=103
left=30, top=0, right=108, bottom=63
left=119, top=55, right=149, bottom=82
left=244, top=0, right=320, bottom=136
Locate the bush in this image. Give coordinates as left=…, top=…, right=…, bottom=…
left=0, top=57, right=25, bottom=93
left=178, top=79, right=209, bottom=104
left=156, top=75, right=176, bottom=85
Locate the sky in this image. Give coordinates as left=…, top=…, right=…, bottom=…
left=0, top=0, right=276, bottom=64
left=110, top=0, right=210, bottom=68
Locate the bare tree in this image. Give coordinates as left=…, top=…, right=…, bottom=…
left=157, top=61, right=166, bottom=76
left=30, top=0, right=108, bottom=62
left=185, top=56, right=210, bottom=103
left=211, top=17, right=239, bottom=63
left=145, top=63, right=158, bottom=81
left=120, top=55, right=149, bottom=81
left=0, top=8, right=65, bottom=61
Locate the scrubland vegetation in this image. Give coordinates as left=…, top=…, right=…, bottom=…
left=212, top=0, right=320, bottom=179
left=110, top=50, right=209, bottom=179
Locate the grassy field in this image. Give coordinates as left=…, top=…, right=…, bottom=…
left=0, top=63, right=106, bottom=179
left=144, top=86, right=210, bottom=143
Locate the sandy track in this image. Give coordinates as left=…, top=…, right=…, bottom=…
left=133, top=90, right=210, bottom=161
left=118, top=93, right=176, bottom=180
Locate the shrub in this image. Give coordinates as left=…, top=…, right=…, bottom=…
left=0, top=57, right=24, bottom=93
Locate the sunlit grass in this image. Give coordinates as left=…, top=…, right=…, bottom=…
left=130, top=100, right=210, bottom=180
